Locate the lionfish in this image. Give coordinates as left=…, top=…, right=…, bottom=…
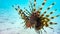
left=12, top=0, right=60, bottom=34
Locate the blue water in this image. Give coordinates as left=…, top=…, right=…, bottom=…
left=0, top=0, right=60, bottom=34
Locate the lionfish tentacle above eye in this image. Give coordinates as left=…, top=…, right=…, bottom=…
left=50, top=14, right=60, bottom=19
left=24, top=8, right=31, bottom=16
left=33, top=0, right=36, bottom=11
left=13, top=5, right=29, bottom=20
left=45, top=9, right=57, bottom=17
left=38, top=0, right=47, bottom=13
left=41, top=2, right=55, bottom=17
left=29, top=0, right=34, bottom=13
left=49, top=22, right=57, bottom=25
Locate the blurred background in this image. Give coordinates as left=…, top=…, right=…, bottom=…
left=0, top=0, right=60, bottom=34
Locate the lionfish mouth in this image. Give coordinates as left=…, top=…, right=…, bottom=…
left=12, top=0, right=60, bottom=34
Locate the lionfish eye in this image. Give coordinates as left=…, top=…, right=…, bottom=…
left=37, top=15, right=39, bottom=16
left=34, top=13, right=36, bottom=14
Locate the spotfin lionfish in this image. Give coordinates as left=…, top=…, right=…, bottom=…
left=12, top=0, right=60, bottom=34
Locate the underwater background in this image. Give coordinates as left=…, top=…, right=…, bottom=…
left=0, top=0, right=60, bottom=34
